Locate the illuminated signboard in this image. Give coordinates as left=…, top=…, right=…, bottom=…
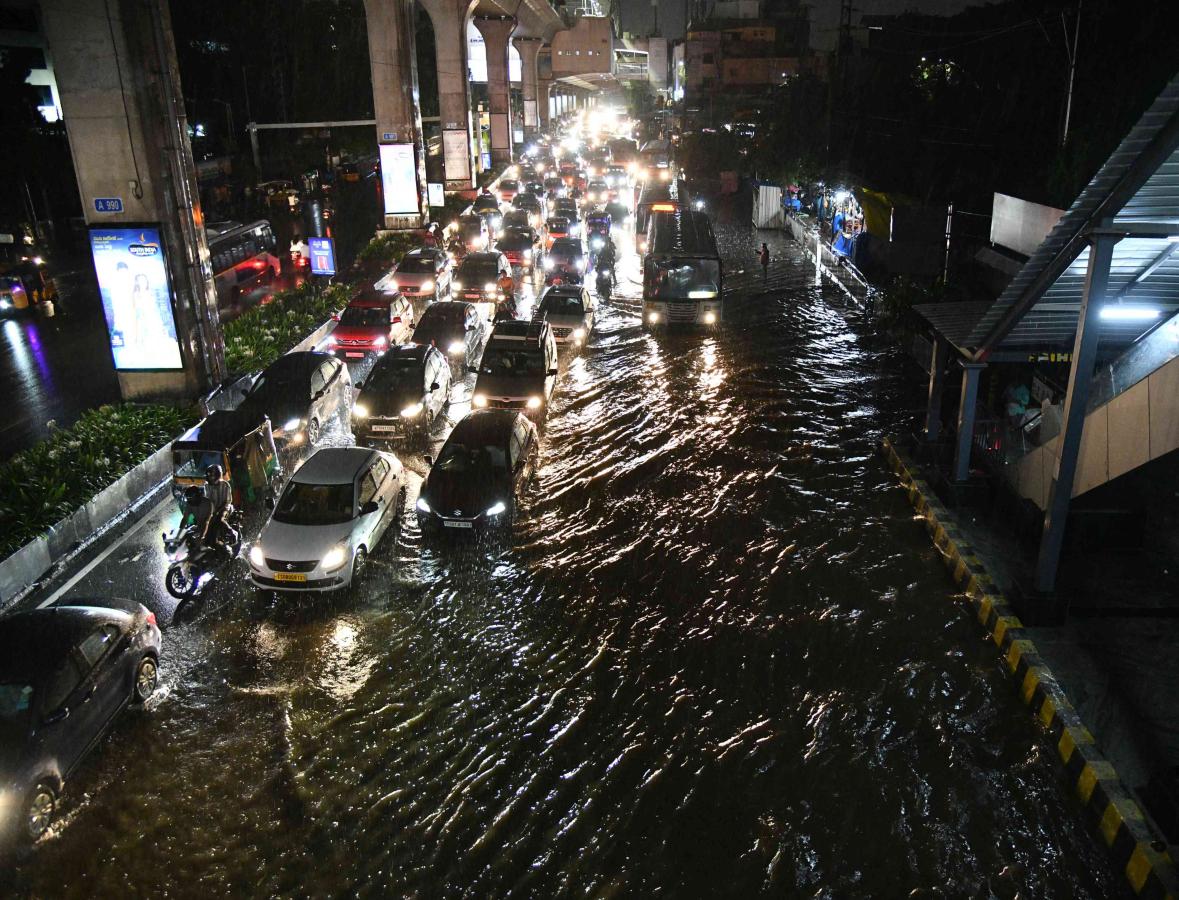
left=379, top=143, right=420, bottom=216
left=309, top=237, right=336, bottom=276
left=89, top=227, right=183, bottom=371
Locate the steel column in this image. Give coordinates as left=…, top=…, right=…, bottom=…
left=1035, top=234, right=1118, bottom=594
left=925, top=336, right=950, bottom=441
left=953, top=362, right=986, bottom=482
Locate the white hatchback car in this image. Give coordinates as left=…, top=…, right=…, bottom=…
left=249, top=447, right=404, bottom=592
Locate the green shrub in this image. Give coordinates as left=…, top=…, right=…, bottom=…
left=0, top=404, right=198, bottom=557
left=223, top=281, right=351, bottom=374
left=354, top=231, right=420, bottom=271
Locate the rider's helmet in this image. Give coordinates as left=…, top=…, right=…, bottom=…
left=205, top=464, right=223, bottom=484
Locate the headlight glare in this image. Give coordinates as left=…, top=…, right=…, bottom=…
left=485, top=501, right=507, bottom=517
left=321, top=545, right=348, bottom=572
left=416, top=497, right=432, bottom=513
left=448, top=340, right=465, bottom=355
left=472, top=393, right=488, bottom=408
left=526, top=396, right=542, bottom=409
left=249, top=546, right=265, bottom=567
left=400, top=402, right=424, bottom=418
left=421, top=279, right=434, bottom=292
left=354, top=403, right=369, bottom=419
left=283, top=418, right=302, bottom=433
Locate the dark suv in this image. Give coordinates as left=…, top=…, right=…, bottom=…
left=470, top=320, right=559, bottom=418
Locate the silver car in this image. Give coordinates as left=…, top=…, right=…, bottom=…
left=249, top=447, right=404, bottom=592
left=382, top=248, right=451, bottom=301
left=534, top=284, right=594, bottom=346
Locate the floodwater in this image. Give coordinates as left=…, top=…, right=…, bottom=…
left=4, top=228, right=1124, bottom=897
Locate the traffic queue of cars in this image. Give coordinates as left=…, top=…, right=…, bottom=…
left=0, top=120, right=629, bottom=852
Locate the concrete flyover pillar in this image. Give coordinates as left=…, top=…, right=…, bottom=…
left=514, top=37, right=542, bottom=138
left=364, top=0, right=428, bottom=228
left=41, top=0, right=224, bottom=401
left=538, top=75, right=553, bottom=128
left=419, top=0, right=477, bottom=193
left=474, top=16, right=516, bottom=164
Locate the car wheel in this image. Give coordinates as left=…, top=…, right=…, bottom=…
left=133, top=654, right=159, bottom=704
left=306, top=418, right=321, bottom=446
left=25, top=783, right=56, bottom=842
left=351, top=547, right=367, bottom=586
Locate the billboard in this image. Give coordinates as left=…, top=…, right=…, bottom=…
left=89, top=227, right=183, bottom=371
left=309, top=237, right=336, bottom=276
left=379, top=143, right=420, bottom=216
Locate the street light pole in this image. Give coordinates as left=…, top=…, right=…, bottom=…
left=1061, top=0, right=1082, bottom=147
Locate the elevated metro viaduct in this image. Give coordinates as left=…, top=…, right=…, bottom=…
left=35, top=0, right=618, bottom=402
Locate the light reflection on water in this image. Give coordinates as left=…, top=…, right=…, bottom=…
left=4, top=227, right=1126, bottom=899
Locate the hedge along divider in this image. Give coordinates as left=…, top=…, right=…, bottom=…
left=0, top=273, right=369, bottom=611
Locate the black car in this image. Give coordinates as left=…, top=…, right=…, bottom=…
left=513, top=193, right=542, bottom=217
left=240, top=351, right=351, bottom=447
left=410, top=301, right=487, bottom=374
left=471, top=320, right=560, bottom=417
left=472, top=193, right=500, bottom=215
left=545, top=238, right=586, bottom=277
left=494, top=228, right=539, bottom=271
left=0, top=602, right=161, bottom=845
left=453, top=252, right=513, bottom=304
left=416, top=409, right=539, bottom=535
left=457, top=214, right=488, bottom=251
left=353, top=343, right=452, bottom=439
left=524, top=181, right=545, bottom=198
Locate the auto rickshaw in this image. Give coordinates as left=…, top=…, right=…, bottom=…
left=171, top=408, right=282, bottom=508
left=0, top=258, right=57, bottom=312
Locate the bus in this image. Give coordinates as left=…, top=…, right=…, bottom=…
left=642, top=208, right=723, bottom=327
left=637, top=139, right=672, bottom=182
left=206, top=220, right=282, bottom=308
left=634, top=178, right=683, bottom=252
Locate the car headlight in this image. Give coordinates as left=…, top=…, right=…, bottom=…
left=283, top=418, right=302, bottom=433
left=484, top=282, right=497, bottom=293
left=448, top=340, right=465, bottom=355
left=421, top=279, right=434, bottom=292
left=416, top=496, right=432, bottom=513
left=452, top=280, right=463, bottom=290
left=401, top=402, right=424, bottom=418
left=354, top=403, right=369, bottom=418
left=485, top=501, right=507, bottom=517
left=661, top=170, right=671, bottom=181
left=703, top=311, right=717, bottom=325
left=321, top=544, right=348, bottom=572
left=648, top=312, right=660, bottom=324
left=249, top=545, right=265, bottom=567
left=526, top=396, right=542, bottom=409
left=373, top=336, right=387, bottom=348
left=472, top=393, right=488, bottom=408
left=572, top=327, right=585, bottom=341
left=523, top=250, right=532, bottom=260
left=544, top=258, right=554, bottom=270
left=387, top=279, right=399, bottom=291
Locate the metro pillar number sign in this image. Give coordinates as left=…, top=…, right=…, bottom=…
left=309, top=237, right=336, bottom=276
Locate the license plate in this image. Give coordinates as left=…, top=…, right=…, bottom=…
left=371, top=424, right=398, bottom=433
left=273, top=572, right=307, bottom=582
left=443, top=520, right=473, bottom=529
left=346, top=352, right=365, bottom=359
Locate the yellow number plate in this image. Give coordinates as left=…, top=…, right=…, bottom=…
left=273, top=572, right=307, bottom=583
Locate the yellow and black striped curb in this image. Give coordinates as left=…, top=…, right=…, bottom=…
left=880, top=436, right=1178, bottom=900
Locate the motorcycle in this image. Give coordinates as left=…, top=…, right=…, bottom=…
left=162, top=487, right=243, bottom=599
left=595, top=267, right=614, bottom=298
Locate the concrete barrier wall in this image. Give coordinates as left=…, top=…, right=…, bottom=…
left=0, top=312, right=340, bottom=611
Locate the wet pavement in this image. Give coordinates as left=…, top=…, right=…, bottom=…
left=2, top=225, right=1127, bottom=896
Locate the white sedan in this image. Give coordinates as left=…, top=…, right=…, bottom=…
left=249, top=447, right=404, bottom=592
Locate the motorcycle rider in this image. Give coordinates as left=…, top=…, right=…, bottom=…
left=496, top=269, right=518, bottom=320
left=196, top=465, right=231, bottom=553
left=597, top=237, right=616, bottom=278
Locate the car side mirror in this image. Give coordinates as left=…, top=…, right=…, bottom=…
left=391, top=316, right=402, bottom=325
left=548, top=368, right=559, bottom=376
left=423, top=454, right=433, bottom=466
left=265, top=496, right=275, bottom=509
left=44, top=707, right=69, bottom=725
left=314, top=389, right=325, bottom=400
left=360, top=500, right=379, bottom=516
left=430, top=381, right=440, bottom=391
left=467, top=365, right=478, bottom=374
left=355, top=380, right=365, bottom=390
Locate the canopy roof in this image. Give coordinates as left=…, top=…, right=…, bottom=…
left=916, top=74, right=1179, bottom=363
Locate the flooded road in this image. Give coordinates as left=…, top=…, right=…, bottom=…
left=4, top=228, right=1124, bottom=897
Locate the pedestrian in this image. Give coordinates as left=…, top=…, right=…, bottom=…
left=759, top=242, right=770, bottom=278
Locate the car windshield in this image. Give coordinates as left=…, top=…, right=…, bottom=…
left=366, top=361, right=421, bottom=394
left=273, top=481, right=354, bottom=525
left=435, top=440, right=508, bottom=474
left=174, top=448, right=224, bottom=480
left=547, top=219, right=568, bottom=232
left=540, top=294, right=585, bottom=316
left=473, top=196, right=498, bottom=210
left=552, top=241, right=582, bottom=258
left=480, top=347, right=546, bottom=377
left=497, top=234, right=531, bottom=250
left=500, top=180, right=519, bottom=191
left=458, top=260, right=499, bottom=280
left=339, top=306, right=387, bottom=328
left=397, top=256, right=435, bottom=274
left=249, top=367, right=304, bottom=398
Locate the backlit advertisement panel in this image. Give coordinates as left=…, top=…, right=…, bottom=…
left=89, top=227, right=183, bottom=371
left=379, top=143, right=420, bottom=216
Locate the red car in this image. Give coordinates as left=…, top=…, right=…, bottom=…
left=327, top=289, right=415, bottom=359
left=498, top=179, right=520, bottom=204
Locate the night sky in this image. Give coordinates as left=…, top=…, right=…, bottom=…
left=617, top=0, right=982, bottom=49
